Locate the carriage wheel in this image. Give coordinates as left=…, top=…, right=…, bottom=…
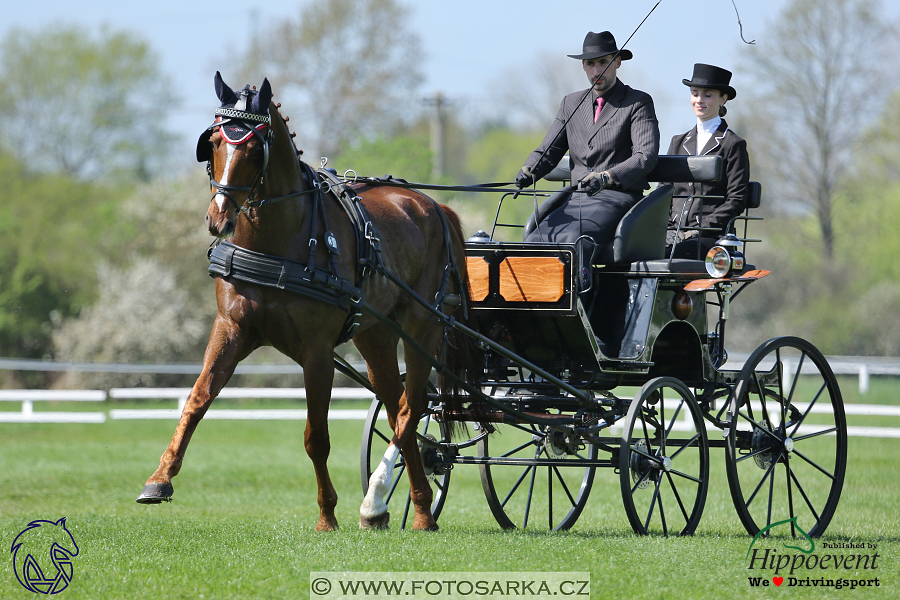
left=360, top=383, right=451, bottom=529
left=478, top=421, right=596, bottom=531
left=725, top=337, right=847, bottom=537
left=619, top=377, right=709, bottom=536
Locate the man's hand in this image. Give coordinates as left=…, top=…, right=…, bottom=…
left=516, top=166, right=535, bottom=189
left=677, top=229, right=700, bottom=242
left=580, top=171, right=611, bottom=196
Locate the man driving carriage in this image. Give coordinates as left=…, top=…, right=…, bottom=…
left=516, top=31, right=660, bottom=270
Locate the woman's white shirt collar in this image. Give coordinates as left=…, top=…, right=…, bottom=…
left=695, top=116, right=722, bottom=154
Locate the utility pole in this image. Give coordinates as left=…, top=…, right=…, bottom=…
left=423, top=92, right=448, bottom=180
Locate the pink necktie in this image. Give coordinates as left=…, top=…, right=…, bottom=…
left=594, top=97, right=605, bottom=123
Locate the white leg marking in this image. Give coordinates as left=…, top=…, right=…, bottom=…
left=360, top=444, right=401, bottom=519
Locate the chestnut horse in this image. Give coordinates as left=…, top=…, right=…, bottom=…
left=137, top=73, right=477, bottom=531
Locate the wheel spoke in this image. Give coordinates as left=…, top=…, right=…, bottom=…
left=793, top=426, right=838, bottom=443
left=640, top=412, right=653, bottom=450
left=737, top=410, right=782, bottom=443
left=522, top=459, right=538, bottom=529
left=669, top=432, right=702, bottom=459
left=551, top=465, right=578, bottom=508
left=766, top=455, right=776, bottom=529
left=400, top=491, right=412, bottom=529
left=373, top=426, right=392, bottom=445
left=500, top=466, right=533, bottom=509
left=659, top=389, right=667, bottom=455
left=785, top=460, right=796, bottom=535
left=548, top=465, right=553, bottom=530
left=785, top=352, right=806, bottom=408
left=669, top=469, right=702, bottom=484
left=789, top=381, right=828, bottom=438
left=789, top=465, right=822, bottom=522
left=665, top=471, right=691, bottom=523
left=384, top=463, right=407, bottom=504
left=501, top=440, right=538, bottom=459
left=631, top=468, right=654, bottom=495
left=658, top=482, right=668, bottom=536
left=745, top=450, right=782, bottom=509
left=630, top=444, right=663, bottom=465
left=791, top=448, right=835, bottom=480
left=663, top=398, right=685, bottom=443
left=644, top=477, right=662, bottom=532
left=736, top=445, right=777, bottom=464
left=754, top=369, right=774, bottom=429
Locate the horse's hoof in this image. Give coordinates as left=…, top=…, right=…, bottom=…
left=359, top=512, right=390, bottom=530
left=136, top=482, right=173, bottom=504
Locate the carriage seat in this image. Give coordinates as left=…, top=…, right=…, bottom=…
left=523, top=155, right=724, bottom=265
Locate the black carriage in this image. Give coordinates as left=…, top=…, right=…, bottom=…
left=359, top=155, right=847, bottom=536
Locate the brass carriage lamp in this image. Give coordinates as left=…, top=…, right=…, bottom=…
left=705, top=233, right=745, bottom=278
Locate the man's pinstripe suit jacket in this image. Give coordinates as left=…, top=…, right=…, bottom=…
left=523, top=78, right=660, bottom=193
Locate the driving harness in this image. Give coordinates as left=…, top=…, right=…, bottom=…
left=207, top=165, right=381, bottom=345
left=202, top=87, right=463, bottom=345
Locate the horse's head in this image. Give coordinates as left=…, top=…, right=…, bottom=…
left=197, top=72, right=273, bottom=238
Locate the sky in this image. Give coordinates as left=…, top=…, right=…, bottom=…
left=3, top=0, right=897, bottom=172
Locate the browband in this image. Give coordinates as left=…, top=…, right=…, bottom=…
left=215, top=107, right=271, bottom=124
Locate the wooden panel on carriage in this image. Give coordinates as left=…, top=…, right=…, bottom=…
left=465, top=242, right=603, bottom=369
left=465, top=243, right=575, bottom=313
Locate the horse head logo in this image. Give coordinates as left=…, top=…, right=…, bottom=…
left=10, top=518, right=79, bottom=594
left=746, top=516, right=815, bottom=559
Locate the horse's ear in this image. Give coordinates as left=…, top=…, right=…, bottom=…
left=253, top=78, right=273, bottom=114
left=214, top=71, right=237, bottom=105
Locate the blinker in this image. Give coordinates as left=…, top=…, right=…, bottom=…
left=196, top=128, right=213, bottom=162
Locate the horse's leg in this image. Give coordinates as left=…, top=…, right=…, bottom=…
left=137, top=317, right=253, bottom=503
left=299, top=347, right=341, bottom=531
left=393, top=331, right=443, bottom=531
left=355, top=329, right=405, bottom=529
left=356, top=324, right=442, bottom=531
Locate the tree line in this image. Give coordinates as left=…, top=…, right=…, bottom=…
left=1, top=0, right=898, bottom=388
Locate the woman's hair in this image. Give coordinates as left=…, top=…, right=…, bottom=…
left=719, top=104, right=728, bottom=117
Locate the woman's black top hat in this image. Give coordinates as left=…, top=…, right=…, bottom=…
left=568, top=31, right=633, bottom=61
left=682, top=63, right=736, bottom=99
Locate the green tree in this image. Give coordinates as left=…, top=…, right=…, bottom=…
left=49, top=172, right=221, bottom=387
left=0, top=25, right=176, bottom=180
left=0, top=151, right=127, bottom=374
left=463, top=126, right=549, bottom=239
left=331, top=134, right=434, bottom=184
left=740, top=0, right=898, bottom=259
left=251, top=0, right=423, bottom=158
left=729, top=93, right=900, bottom=356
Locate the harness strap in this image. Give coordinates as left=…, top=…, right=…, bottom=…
left=208, top=241, right=363, bottom=344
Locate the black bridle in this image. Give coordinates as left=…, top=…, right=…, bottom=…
left=202, top=102, right=273, bottom=215
left=201, top=107, right=323, bottom=217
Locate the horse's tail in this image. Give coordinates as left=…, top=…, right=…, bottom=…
left=437, top=205, right=492, bottom=439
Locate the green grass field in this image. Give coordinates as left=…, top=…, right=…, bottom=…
left=1, top=395, right=897, bottom=600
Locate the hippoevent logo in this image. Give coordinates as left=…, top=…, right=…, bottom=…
left=745, top=517, right=881, bottom=590
left=10, top=518, right=79, bottom=594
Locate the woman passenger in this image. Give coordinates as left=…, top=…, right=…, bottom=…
left=666, top=64, right=750, bottom=259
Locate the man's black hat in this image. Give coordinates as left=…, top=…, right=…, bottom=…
left=682, top=63, right=737, bottom=99
left=567, top=31, right=633, bottom=61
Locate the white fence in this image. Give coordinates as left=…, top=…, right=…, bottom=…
left=2, top=387, right=900, bottom=438
left=0, top=388, right=375, bottom=424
